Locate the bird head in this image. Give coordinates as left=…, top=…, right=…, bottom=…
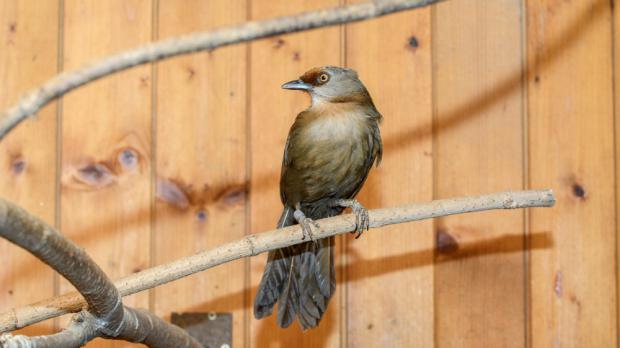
left=282, top=66, right=369, bottom=104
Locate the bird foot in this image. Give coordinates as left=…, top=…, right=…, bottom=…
left=333, top=199, right=369, bottom=239
left=293, top=209, right=320, bottom=242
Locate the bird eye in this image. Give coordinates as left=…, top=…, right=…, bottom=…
left=318, top=73, right=329, bottom=83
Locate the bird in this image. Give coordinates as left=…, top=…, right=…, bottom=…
left=253, top=66, right=383, bottom=330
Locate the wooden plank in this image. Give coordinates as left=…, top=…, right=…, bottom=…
left=153, top=1, right=248, bottom=347
left=248, top=1, right=342, bottom=346
left=433, top=0, right=526, bottom=346
left=0, top=0, right=59, bottom=337
left=527, top=0, right=616, bottom=346
left=616, top=1, right=620, bottom=345
left=344, top=5, right=434, bottom=348
left=60, top=1, right=153, bottom=346
left=612, top=0, right=620, bottom=342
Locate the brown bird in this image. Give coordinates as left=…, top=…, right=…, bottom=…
left=254, top=66, right=383, bottom=330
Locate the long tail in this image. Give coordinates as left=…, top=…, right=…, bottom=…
left=253, top=205, right=336, bottom=329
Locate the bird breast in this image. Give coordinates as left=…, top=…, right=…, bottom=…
left=284, top=109, right=374, bottom=204
left=304, top=112, right=365, bottom=142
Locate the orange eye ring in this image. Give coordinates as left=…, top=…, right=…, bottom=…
left=318, top=73, right=329, bottom=83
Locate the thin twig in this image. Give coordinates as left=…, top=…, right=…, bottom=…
left=0, top=199, right=202, bottom=348
left=0, top=189, right=555, bottom=333
left=0, top=0, right=446, bottom=140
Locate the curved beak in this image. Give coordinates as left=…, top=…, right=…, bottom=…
left=281, top=79, right=312, bottom=91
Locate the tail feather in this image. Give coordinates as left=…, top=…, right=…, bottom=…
left=253, top=248, right=289, bottom=319
left=254, top=205, right=336, bottom=330
left=253, top=206, right=296, bottom=319
left=297, top=237, right=334, bottom=330
left=276, top=254, right=300, bottom=328
left=314, top=236, right=336, bottom=298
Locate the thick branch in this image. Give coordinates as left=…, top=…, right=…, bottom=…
left=0, top=198, right=124, bottom=324
left=0, top=189, right=555, bottom=333
left=116, top=307, right=203, bottom=347
left=0, top=0, right=446, bottom=139
left=0, top=199, right=202, bottom=348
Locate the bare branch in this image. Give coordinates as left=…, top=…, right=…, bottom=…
left=0, top=0, right=446, bottom=140
left=116, top=307, right=203, bottom=347
left=0, top=198, right=124, bottom=324
left=1, top=308, right=202, bottom=348
left=0, top=189, right=555, bottom=333
left=0, top=199, right=202, bottom=347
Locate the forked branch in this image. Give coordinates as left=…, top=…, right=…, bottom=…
left=0, top=199, right=202, bottom=348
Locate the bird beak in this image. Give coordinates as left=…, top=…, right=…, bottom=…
left=281, top=79, right=312, bottom=91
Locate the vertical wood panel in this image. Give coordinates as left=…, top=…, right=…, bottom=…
left=344, top=7, right=434, bottom=348
left=433, top=0, right=526, bottom=346
left=527, top=0, right=616, bottom=346
left=61, top=1, right=152, bottom=346
left=154, top=1, right=248, bottom=347
left=616, top=1, right=620, bottom=345
left=0, top=0, right=58, bottom=337
left=249, top=1, right=342, bottom=346
left=3, top=2, right=620, bottom=346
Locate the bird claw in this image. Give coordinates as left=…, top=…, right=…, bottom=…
left=301, top=218, right=320, bottom=243
left=294, top=209, right=319, bottom=243
left=333, top=199, right=369, bottom=238
left=349, top=201, right=369, bottom=239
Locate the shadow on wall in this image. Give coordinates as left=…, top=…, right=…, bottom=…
left=173, top=231, right=552, bottom=345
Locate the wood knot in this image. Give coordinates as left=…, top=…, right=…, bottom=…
left=571, top=183, right=586, bottom=200
left=75, top=163, right=116, bottom=188
left=10, top=158, right=26, bottom=175
left=407, top=35, right=419, bottom=52
left=436, top=228, right=458, bottom=254
left=117, top=148, right=139, bottom=171
left=196, top=209, right=208, bottom=222
left=156, top=178, right=190, bottom=210
left=217, top=184, right=247, bottom=207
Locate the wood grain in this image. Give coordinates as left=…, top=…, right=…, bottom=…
left=344, top=4, right=434, bottom=347
left=0, top=0, right=58, bottom=337
left=527, top=0, right=617, bottom=346
left=1, top=1, right=620, bottom=347
left=153, top=1, right=248, bottom=347
left=616, top=1, right=620, bottom=345
left=248, top=0, right=342, bottom=346
left=433, top=0, right=526, bottom=346
left=60, top=1, right=153, bottom=346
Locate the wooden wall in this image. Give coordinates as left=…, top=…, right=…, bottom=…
left=0, top=0, right=617, bottom=347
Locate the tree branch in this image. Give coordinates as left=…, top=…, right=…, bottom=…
left=0, top=199, right=202, bottom=348
left=0, top=189, right=555, bottom=334
left=0, top=0, right=446, bottom=140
